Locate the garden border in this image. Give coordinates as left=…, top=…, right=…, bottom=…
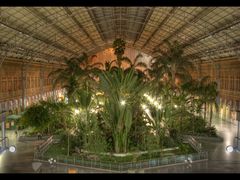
left=33, top=136, right=208, bottom=172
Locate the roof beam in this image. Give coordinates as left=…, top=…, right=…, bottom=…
left=86, top=7, right=105, bottom=42
left=64, top=7, right=99, bottom=48
left=133, top=7, right=154, bottom=46
left=183, top=15, right=240, bottom=48
left=185, top=41, right=240, bottom=59
left=0, top=18, right=74, bottom=56
left=27, top=7, right=87, bottom=54
left=141, top=7, right=177, bottom=49
left=0, top=41, right=60, bottom=63
left=153, top=8, right=216, bottom=51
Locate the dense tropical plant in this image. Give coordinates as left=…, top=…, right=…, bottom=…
left=23, top=38, right=220, bottom=159
left=48, top=53, right=102, bottom=104
left=112, top=38, right=126, bottom=67
left=149, top=41, right=194, bottom=88
left=98, top=67, right=147, bottom=153
left=181, top=76, right=219, bottom=126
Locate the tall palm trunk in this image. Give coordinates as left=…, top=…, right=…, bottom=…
left=114, top=132, right=121, bottom=153
left=67, top=132, right=70, bottom=156
left=209, top=104, right=213, bottom=127
left=204, top=102, right=207, bottom=121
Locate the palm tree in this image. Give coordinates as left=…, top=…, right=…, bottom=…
left=48, top=53, right=102, bottom=104
left=104, top=60, right=116, bottom=71
left=98, top=68, right=146, bottom=153
left=112, top=38, right=126, bottom=67
left=205, top=81, right=218, bottom=127
left=181, top=76, right=219, bottom=126
left=150, top=41, right=194, bottom=88
left=122, top=53, right=150, bottom=81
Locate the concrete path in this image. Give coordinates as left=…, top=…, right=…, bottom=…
left=0, top=130, right=36, bottom=173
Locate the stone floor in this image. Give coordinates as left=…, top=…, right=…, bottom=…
left=1, top=118, right=240, bottom=173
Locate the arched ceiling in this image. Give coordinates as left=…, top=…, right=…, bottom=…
left=0, top=7, right=239, bottom=65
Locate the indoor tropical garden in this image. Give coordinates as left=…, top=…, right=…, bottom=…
left=20, top=39, right=218, bottom=167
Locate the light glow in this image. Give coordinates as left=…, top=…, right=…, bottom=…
left=226, top=145, right=234, bottom=153
left=120, top=100, right=126, bottom=106
left=142, top=104, right=147, bottom=110
left=74, top=109, right=80, bottom=115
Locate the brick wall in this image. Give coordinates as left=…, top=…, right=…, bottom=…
left=0, top=58, right=63, bottom=112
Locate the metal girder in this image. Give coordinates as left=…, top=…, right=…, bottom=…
left=91, top=18, right=147, bottom=28
left=185, top=41, right=240, bottom=60
left=85, top=11, right=148, bottom=22
left=27, top=7, right=87, bottom=54
left=183, top=16, right=240, bottom=48
left=0, top=50, right=7, bottom=67
left=112, top=7, right=117, bottom=39
left=0, top=18, right=73, bottom=56
left=0, top=21, right=63, bottom=63
left=185, top=32, right=238, bottom=63
left=0, top=41, right=59, bottom=63
left=96, top=29, right=142, bottom=37
left=86, top=7, right=105, bottom=42
left=119, top=7, right=125, bottom=39
left=185, top=27, right=240, bottom=60
left=133, top=7, right=154, bottom=46
left=64, top=7, right=99, bottom=48
left=153, top=8, right=216, bottom=51
left=142, top=7, right=177, bottom=49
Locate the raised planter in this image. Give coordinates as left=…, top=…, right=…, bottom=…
left=36, top=150, right=208, bottom=172
left=88, top=147, right=179, bottom=157
left=34, top=136, right=208, bottom=172
left=18, top=135, right=49, bottom=141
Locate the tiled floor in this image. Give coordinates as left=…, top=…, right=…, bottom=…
left=1, top=118, right=240, bottom=173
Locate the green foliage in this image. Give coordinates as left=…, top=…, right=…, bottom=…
left=27, top=38, right=219, bottom=157
left=45, top=143, right=68, bottom=157
left=150, top=41, right=194, bottom=87
left=98, top=68, right=146, bottom=153
left=199, top=126, right=217, bottom=137
left=178, top=143, right=195, bottom=154
left=77, top=85, right=92, bottom=109
left=48, top=53, right=101, bottom=104
left=83, top=119, right=108, bottom=153
left=162, top=136, right=178, bottom=148
left=21, top=103, right=50, bottom=131
left=21, top=99, right=74, bottom=135
left=21, top=100, right=58, bottom=133
left=113, top=38, right=126, bottom=63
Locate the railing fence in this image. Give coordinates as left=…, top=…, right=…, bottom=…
left=34, top=134, right=207, bottom=172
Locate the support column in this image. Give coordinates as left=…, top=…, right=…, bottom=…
left=1, top=112, right=6, bottom=148
left=215, top=63, right=221, bottom=118
left=223, top=99, right=227, bottom=120
left=197, top=62, right=202, bottom=79
left=226, top=100, right=231, bottom=121
left=236, top=111, right=240, bottom=151
left=40, top=66, right=44, bottom=100
left=21, top=63, right=27, bottom=111
left=51, top=67, right=56, bottom=101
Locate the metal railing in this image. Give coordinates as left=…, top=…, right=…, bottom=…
left=34, top=134, right=207, bottom=172
left=183, top=135, right=202, bottom=152
left=0, top=137, right=9, bottom=152
left=34, top=136, right=53, bottom=158
left=37, top=151, right=208, bottom=172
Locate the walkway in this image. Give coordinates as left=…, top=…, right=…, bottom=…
left=0, top=130, right=35, bottom=173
